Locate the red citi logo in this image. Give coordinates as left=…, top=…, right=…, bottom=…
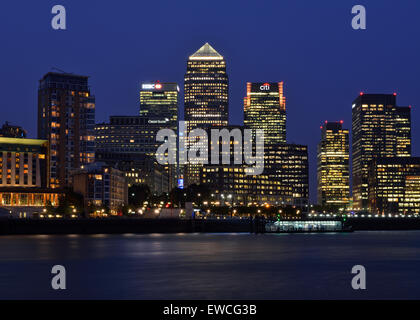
left=260, top=83, right=270, bottom=90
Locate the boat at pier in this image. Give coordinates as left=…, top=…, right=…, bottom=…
left=265, top=219, right=352, bottom=233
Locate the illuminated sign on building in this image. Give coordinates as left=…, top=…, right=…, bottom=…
left=178, top=178, right=184, bottom=189
left=141, top=82, right=163, bottom=90
left=260, top=83, right=270, bottom=91
left=148, top=119, right=168, bottom=124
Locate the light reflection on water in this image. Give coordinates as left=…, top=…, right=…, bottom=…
left=0, top=231, right=420, bottom=299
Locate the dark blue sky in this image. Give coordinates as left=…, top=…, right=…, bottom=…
left=1, top=0, right=419, bottom=201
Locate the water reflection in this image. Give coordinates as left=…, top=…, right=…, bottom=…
left=0, top=232, right=420, bottom=299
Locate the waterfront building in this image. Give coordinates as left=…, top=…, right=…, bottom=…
left=0, top=122, right=27, bottom=138
left=0, top=137, right=49, bottom=188
left=244, top=82, right=286, bottom=144
left=352, top=93, right=411, bottom=210
left=184, top=43, right=229, bottom=186
left=95, top=116, right=169, bottom=194
left=317, top=121, right=350, bottom=208
left=72, top=162, right=127, bottom=215
left=0, top=137, right=62, bottom=216
left=38, top=72, right=96, bottom=188
left=368, top=157, right=420, bottom=214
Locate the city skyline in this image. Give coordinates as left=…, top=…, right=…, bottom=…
left=4, top=52, right=418, bottom=203
left=1, top=1, right=419, bottom=202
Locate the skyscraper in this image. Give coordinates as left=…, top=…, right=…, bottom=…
left=140, top=82, right=179, bottom=190
left=184, top=43, right=229, bottom=186
left=317, top=121, right=350, bottom=208
left=139, top=82, right=178, bottom=127
left=395, top=106, right=412, bottom=156
left=241, top=81, right=308, bottom=207
left=38, top=72, right=95, bottom=188
left=352, top=93, right=411, bottom=209
left=244, top=82, right=286, bottom=144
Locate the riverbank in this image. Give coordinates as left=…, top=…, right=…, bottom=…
left=0, top=218, right=253, bottom=235
left=1, top=217, right=420, bottom=235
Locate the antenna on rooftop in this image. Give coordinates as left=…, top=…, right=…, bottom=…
left=51, top=67, right=72, bottom=74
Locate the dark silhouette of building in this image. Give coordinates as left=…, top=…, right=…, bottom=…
left=95, top=116, right=169, bottom=194
left=38, top=72, right=96, bottom=188
left=0, top=122, right=27, bottom=138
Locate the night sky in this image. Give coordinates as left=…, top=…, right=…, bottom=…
left=1, top=0, right=419, bottom=202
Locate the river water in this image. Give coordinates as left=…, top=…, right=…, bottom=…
left=0, top=231, right=420, bottom=299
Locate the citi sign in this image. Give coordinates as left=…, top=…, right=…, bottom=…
left=259, top=83, right=270, bottom=91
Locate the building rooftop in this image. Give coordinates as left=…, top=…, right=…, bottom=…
left=0, top=137, right=47, bottom=146
left=189, top=43, right=224, bottom=60
left=40, top=72, right=89, bottom=80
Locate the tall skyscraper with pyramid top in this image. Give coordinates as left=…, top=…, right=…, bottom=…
left=183, top=43, right=229, bottom=186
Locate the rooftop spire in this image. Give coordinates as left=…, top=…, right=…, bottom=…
left=189, top=42, right=223, bottom=60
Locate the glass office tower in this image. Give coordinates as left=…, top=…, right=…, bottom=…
left=317, top=121, right=350, bottom=208
left=352, top=93, right=411, bottom=210
left=244, top=82, right=286, bottom=144
left=184, top=43, right=229, bottom=186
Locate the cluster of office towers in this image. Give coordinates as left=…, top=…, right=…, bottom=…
left=317, top=93, right=420, bottom=214
left=1, top=42, right=417, bottom=215
left=33, top=43, right=309, bottom=209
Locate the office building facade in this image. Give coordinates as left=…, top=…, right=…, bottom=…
left=352, top=93, right=411, bottom=209
left=140, top=82, right=179, bottom=190
left=95, top=116, right=170, bottom=194
left=184, top=43, right=229, bottom=186
left=244, top=82, right=286, bottom=144
left=201, top=136, right=309, bottom=207
left=265, top=143, right=309, bottom=207
left=139, top=82, right=178, bottom=124
left=368, top=157, right=420, bottom=214
left=317, top=121, right=350, bottom=207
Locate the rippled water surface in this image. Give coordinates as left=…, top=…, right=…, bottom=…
left=1, top=231, right=420, bottom=299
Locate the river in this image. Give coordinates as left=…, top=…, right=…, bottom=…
left=0, top=231, right=419, bottom=299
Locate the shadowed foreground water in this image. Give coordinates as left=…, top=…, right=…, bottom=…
left=0, top=231, right=420, bottom=299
